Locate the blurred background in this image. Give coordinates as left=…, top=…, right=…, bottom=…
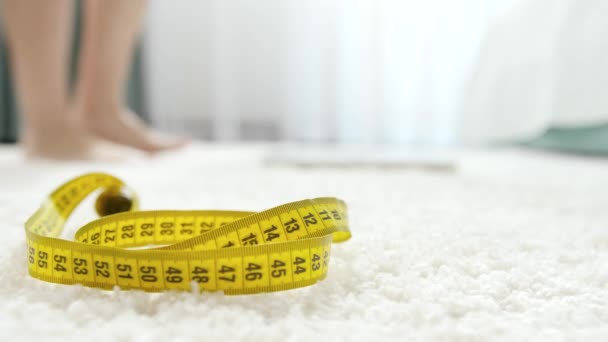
left=1, top=0, right=607, bottom=154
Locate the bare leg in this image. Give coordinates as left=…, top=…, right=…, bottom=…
left=74, top=0, right=187, bottom=153
left=1, top=0, right=98, bottom=159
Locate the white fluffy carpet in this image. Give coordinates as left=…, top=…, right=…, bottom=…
left=0, top=144, right=607, bottom=341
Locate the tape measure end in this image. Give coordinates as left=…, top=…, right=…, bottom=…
left=95, top=187, right=138, bottom=217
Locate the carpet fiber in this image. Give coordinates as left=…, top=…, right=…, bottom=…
left=1, top=144, right=607, bottom=341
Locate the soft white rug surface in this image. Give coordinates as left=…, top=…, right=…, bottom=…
left=0, top=144, right=607, bottom=341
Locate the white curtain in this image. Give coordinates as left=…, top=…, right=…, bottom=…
left=144, top=0, right=608, bottom=144
left=463, top=0, right=608, bottom=143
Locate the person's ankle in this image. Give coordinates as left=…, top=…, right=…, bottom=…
left=72, top=98, right=122, bottom=127
left=22, top=121, right=83, bottom=151
left=24, top=115, right=75, bottom=137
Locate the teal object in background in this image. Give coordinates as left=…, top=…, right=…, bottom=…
left=525, top=124, right=608, bottom=156
left=0, top=28, right=17, bottom=143
left=0, top=0, right=147, bottom=143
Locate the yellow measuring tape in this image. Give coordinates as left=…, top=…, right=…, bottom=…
left=25, top=173, right=350, bottom=294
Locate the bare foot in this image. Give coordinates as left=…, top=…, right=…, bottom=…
left=79, top=105, right=188, bottom=153
left=23, top=123, right=126, bottom=161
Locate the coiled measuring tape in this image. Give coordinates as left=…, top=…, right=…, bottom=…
left=25, top=173, right=350, bottom=294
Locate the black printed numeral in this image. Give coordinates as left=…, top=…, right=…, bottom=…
left=180, top=222, right=194, bottom=235
left=199, top=221, right=214, bottom=233
left=90, top=232, right=100, bottom=245
left=318, top=210, right=331, bottom=220
left=312, top=253, right=321, bottom=271
left=73, top=258, right=88, bottom=274
left=94, top=260, right=110, bottom=278
left=192, top=266, right=209, bottom=283
left=160, top=222, right=174, bottom=236
left=222, top=241, right=235, bottom=248
left=117, top=264, right=134, bottom=279
left=218, top=265, right=236, bottom=282
left=303, top=213, right=318, bottom=226
left=241, top=233, right=258, bottom=246
left=121, top=225, right=134, bottom=239
left=37, top=251, right=48, bottom=268
left=263, top=225, right=280, bottom=242
left=53, top=254, right=67, bottom=272
left=271, top=259, right=287, bottom=278
left=140, top=223, right=154, bottom=237
left=28, top=247, right=35, bottom=264
left=165, top=266, right=183, bottom=283
left=104, top=229, right=116, bottom=243
left=140, top=265, right=158, bottom=282
left=294, top=256, right=306, bottom=275
left=245, top=263, right=263, bottom=281
left=283, top=218, right=300, bottom=233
